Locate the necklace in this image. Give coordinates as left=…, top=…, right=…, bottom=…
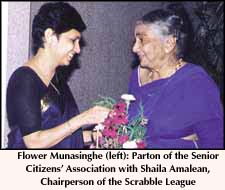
left=164, top=59, right=184, bottom=77
left=49, top=81, right=61, bottom=95
left=33, top=64, right=61, bottom=95
left=139, top=59, right=185, bottom=86
left=175, top=59, right=184, bottom=72
left=156, top=59, right=184, bottom=79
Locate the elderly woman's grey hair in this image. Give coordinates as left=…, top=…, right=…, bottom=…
left=137, top=3, right=193, bottom=60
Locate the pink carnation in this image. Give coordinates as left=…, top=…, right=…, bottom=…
left=113, top=102, right=127, bottom=113
left=118, top=135, right=129, bottom=145
left=114, top=113, right=128, bottom=125
left=102, top=127, right=117, bottom=138
left=103, top=117, right=115, bottom=127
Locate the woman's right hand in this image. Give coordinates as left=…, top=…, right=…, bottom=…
left=81, top=106, right=110, bottom=125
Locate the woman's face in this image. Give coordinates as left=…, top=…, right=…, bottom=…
left=53, top=29, right=81, bottom=66
left=133, top=23, right=166, bottom=69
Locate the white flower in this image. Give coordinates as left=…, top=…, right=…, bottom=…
left=93, top=123, right=104, bottom=131
left=121, top=94, right=136, bottom=101
left=121, top=94, right=136, bottom=111
left=123, top=140, right=137, bottom=149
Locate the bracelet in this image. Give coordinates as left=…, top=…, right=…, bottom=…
left=66, top=120, right=72, bottom=135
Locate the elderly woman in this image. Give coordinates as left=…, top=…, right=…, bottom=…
left=6, top=2, right=109, bottom=149
left=128, top=3, right=223, bottom=148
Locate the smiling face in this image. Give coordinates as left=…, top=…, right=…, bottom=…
left=133, top=23, right=167, bottom=69
left=53, top=29, right=81, bottom=66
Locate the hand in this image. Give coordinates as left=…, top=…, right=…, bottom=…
left=83, top=106, right=110, bottom=125
left=82, top=130, right=102, bottom=143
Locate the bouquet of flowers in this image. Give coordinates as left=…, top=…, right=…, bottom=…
left=91, top=94, right=148, bottom=149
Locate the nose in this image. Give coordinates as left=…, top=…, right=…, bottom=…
left=73, top=40, right=80, bottom=54
left=132, top=41, right=140, bottom=54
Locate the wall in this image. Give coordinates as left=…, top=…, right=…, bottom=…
left=2, top=2, right=31, bottom=148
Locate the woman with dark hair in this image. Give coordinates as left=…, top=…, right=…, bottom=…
left=6, top=2, right=109, bottom=149
left=128, top=3, right=223, bottom=148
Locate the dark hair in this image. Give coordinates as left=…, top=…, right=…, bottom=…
left=32, top=2, right=86, bottom=55
left=139, top=3, right=193, bottom=60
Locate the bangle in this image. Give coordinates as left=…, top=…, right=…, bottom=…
left=66, top=120, right=72, bottom=135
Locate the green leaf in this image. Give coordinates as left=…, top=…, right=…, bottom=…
left=93, top=95, right=116, bottom=109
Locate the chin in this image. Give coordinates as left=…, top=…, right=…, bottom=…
left=139, top=61, right=149, bottom=68
left=139, top=57, right=153, bottom=68
left=61, top=60, right=71, bottom=66
left=65, top=61, right=71, bottom=66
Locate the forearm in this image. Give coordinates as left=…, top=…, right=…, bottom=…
left=195, top=118, right=224, bottom=148
left=23, top=106, right=109, bottom=149
left=23, top=115, right=86, bottom=149
left=145, top=119, right=223, bottom=149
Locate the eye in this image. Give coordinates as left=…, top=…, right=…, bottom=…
left=71, top=39, right=77, bottom=43
left=134, top=38, right=142, bottom=43
left=71, top=37, right=80, bottom=44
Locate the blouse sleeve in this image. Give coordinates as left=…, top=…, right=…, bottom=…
left=7, top=69, right=42, bottom=136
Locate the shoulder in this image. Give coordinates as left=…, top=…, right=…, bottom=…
left=182, top=63, right=219, bottom=94
left=8, top=66, right=38, bottom=83
left=179, top=64, right=222, bottom=115
left=168, top=63, right=222, bottom=109
left=7, top=66, right=45, bottom=91
left=166, top=63, right=223, bottom=121
left=7, top=66, right=46, bottom=99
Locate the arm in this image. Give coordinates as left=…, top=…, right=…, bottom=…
left=182, top=69, right=224, bottom=148
left=7, top=69, right=109, bottom=149
left=194, top=118, right=224, bottom=149
left=23, top=106, right=109, bottom=148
